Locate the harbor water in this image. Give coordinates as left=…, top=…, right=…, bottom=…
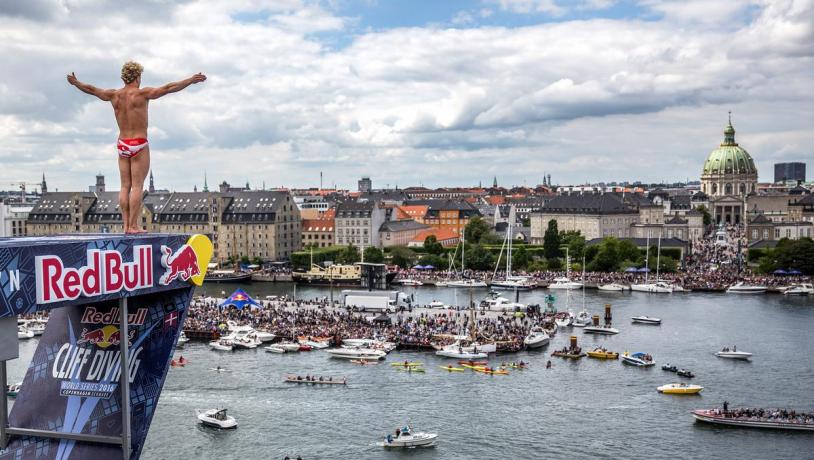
left=10, top=284, right=814, bottom=459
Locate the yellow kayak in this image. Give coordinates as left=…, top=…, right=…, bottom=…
left=390, top=362, right=423, bottom=367
left=473, top=368, right=509, bottom=375
left=439, top=366, right=465, bottom=372
left=461, top=363, right=487, bottom=370
left=657, top=383, right=703, bottom=394
left=587, top=349, right=619, bottom=359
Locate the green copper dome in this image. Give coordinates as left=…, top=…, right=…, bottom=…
left=701, top=118, right=757, bottom=176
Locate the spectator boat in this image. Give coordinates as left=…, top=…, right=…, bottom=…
left=622, top=351, right=655, bottom=367
left=17, top=326, right=34, bottom=339
left=523, top=328, right=550, bottom=349
left=196, top=408, right=237, bottom=429
left=548, top=277, right=583, bottom=290
left=783, top=283, right=813, bottom=295
left=327, top=348, right=387, bottom=360
left=715, top=348, right=752, bottom=360
left=692, top=408, right=814, bottom=431
left=209, top=339, right=233, bottom=351
left=726, top=282, right=767, bottom=294
left=380, top=425, right=438, bottom=448
left=176, top=331, right=190, bottom=348
left=631, top=316, right=662, bottom=325
left=658, top=383, right=703, bottom=394
left=598, top=283, right=627, bottom=291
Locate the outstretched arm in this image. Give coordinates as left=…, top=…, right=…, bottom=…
left=66, top=72, right=115, bottom=101
left=144, top=72, right=206, bottom=100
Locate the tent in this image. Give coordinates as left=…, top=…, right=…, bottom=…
left=624, top=267, right=639, bottom=273
left=413, top=265, right=426, bottom=269
left=637, top=267, right=650, bottom=273
left=219, top=289, right=262, bottom=310
left=788, top=269, right=802, bottom=275
left=773, top=269, right=789, bottom=276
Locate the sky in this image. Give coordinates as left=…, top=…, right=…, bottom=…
left=0, top=0, right=812, bottom=192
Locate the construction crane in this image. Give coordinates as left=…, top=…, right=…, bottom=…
left=9, top=182, right=40, bottom=204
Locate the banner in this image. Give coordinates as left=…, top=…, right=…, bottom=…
left=1, top=287, right=192, bottom=460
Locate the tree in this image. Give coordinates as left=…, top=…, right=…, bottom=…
left=240, top=255, right=250, bottom=265
left=696, top=204, right=712, bottom=227
left=589, top=237, right=620, bottom=272
left=464, top=216, right=496, bottom=245
left=543, top=219, right=561, bottom=259
left=251, top=256, right=263, bottom=266
left=423, top=235, right=444, bottom=255
left=617, top=239, right=642, bottom=264
left=546, top=257, right=562, bottom=270
left=363, top=246, right=385, bottom=263
left=464, top=244, right=494, bottom=270
left=418, top=254, right=447, bottom=271
left=390, top=246, right=416, bottom=269
left=560, top=230, right=585, bottom=260
left=512, top=245, right=529, bottom=270
left=774, top=237, right=814, bottom=275
left=337, top=245, right=360, bottom=264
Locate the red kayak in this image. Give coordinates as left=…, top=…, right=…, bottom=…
left=298, top=345, right=313, bottom=352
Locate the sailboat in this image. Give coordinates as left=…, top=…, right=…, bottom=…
left=446, top=229, right=487, bottom=288
left=436, top=294, right=491, bottom=358
left=630, top=231, right=672, bottom=293
left=548, top=248, right=583, bottom=290
left=573, top=256, right=591, bottom=327
left=490, top=224, right=535, bottom=290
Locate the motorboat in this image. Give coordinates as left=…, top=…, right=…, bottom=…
left=428, top=300, right=446, bottom=308
left=300, top=339, right=329, bottom=349
left=662, top=364, right=678, bottom=372
left=380, top=425, right=438, bottom=448
left=264, top=345, right=286, bottom=353
left=17, top=326, right=34, bottom=339
left=209, top=339, right=233, bottom=351
left=435, top=341, right=488, bottom=360
left=176, top=331, right=190, bottom=348
left=397, top=279, right=423, bottom=287
left=622, top=351, right=655, bottom=367
left=277, top=341, right=302, bottom=352
left=583, top=324, right=619, bottom=335
left=327, top=348, right=387, bottom=360
left=554, top=311, right=573, bottom=328
left=783, top=283, right=814, bottom=296
left=726, top=282, right=767, bottom=294
left=254, top=330, right=276, bottom=342
left=490, top=276, right=536, bottom=291
left=446, top=279, right=488, bottom=288
left=523, top=328, right=550, bottom=349
left=232, top=329, right=262, bottom=349
left=691, top=408, right=814, bottom=431
left=598, top=283, right=627, bottom=291
left=657, top=383, right=703, bottom=394
left=715, top=349, right=752, bottom=360
left=196, top=408, right=237, bottom=429
left=481, top=296, right=526, bottom=312
left=586, top=348, right=619, bottom=359
left=548, top=277, right=583, bottom=290
left=630, top=281, right=673, bottom=293
left=677, top=369, right=695, bottom=378
left=631, top=316, right=662, bottom=325
left=572, top=310, right=591, bottom=327
left=25, top=319, right=47, bottom=336
left=341, top=338, right=378, bottom=348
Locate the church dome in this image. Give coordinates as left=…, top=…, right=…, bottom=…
left=702, top=118, right=757, bottom=176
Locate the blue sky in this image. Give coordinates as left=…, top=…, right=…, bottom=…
left=0, top=0, right=811, bottom=192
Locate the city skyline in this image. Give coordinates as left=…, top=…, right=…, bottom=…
left=0, top=1, right=812, bottom=191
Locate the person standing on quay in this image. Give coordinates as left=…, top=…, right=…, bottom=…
left=67, top=62, right=206, bottom=233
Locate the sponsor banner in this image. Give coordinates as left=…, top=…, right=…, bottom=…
left=0, top=234, right=211, bottom=318
left=1, top=287, right=192, bottom=460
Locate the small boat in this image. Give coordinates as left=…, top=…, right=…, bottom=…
left=726, top=282, right=767, bottom=294
left=6, top=383, right=22, bottom=398
left=300, top=339, right=329, bottom=349
left=350, top=359, right=379, bottom=365
left=196, top=408, right=237, bottom=429
left=277, top=341, right=302, bottom=352
left=691, top=408, right=814, bottom=431
left=473, top=367, right=509, bottom=375
left=397, top=279, right=424, bottom=286
left=446, top=279, right=488, bottom=288
left=551, top=350, right=585, bottom=359
left=677, top=369, right=695, bottom=378
left=715, top=349, right=752, bottom=360
left=554, top=312, right=574, bottom=328
left=658, top=383, right=703, bottom=394
left=783, top=283, right=814, bottom=296
left=631, top=316, right=662, bottom=325
left=254, top=330, right=276, bottom=342
left=440, top=365, right=465, bottom=372
left=284, top=375, right=347, bottom=385
left=25, top=320, right=47, bottom=336
left=548, top=277, right=583, bottom=290
left=622, top=351, right=655, bottom=367
left=428, top=300, right=446, bottom=308
left=572, top=310, right=592, bottom=327
left=209, top=340, right=233, bottom=351
left=17, top=326, right=34, bottom=340
left=630, top=281, right=673, bottom=293
left=582, top=324, right=619, bottom=335
left=264, top=345, right=286, bottom=353
left=380, top=425, right=438, bottom=448
left=435, top=341, right=489, bottom=360
left=326, top=348, right=387, bottom=360
left=598, top=283, right=626, bottom=291
left=586, top=348, right=619, bottom=359
left=176, top=332, right=190, bottom=348
left=662, top=364, right=678, bottom=372
left=523, top=328, right=550, bottom=349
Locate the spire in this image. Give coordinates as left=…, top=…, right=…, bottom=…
left=148, top=170, right=155, bottom=193
left=245, top=180, right=250, bottom=190
left=203, top=172, right=209, bottom=192
left=493, top=176, right=498, bottom=188
left=722, top=111, right=737, bottom=146
left=41, top=173, right=47, bottom=194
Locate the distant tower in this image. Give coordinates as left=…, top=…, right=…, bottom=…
left=262, top=181, right=266, bottom=191
left=148, top=170, right=155, bottom=193
left=479, top=180, right=482, bottom=188
left=358, top=177, right=372, bottom=193
left=493, top=176, right=498, bottom=188
left=547, top=174, right=552, bottom=186
left=203, top=172, right=209, bottom=192
left=245, top=180, right=250, bottom=191
left=194, top=185, right=198, bottom=192
left=41, top=173, right=47, bottom=194
left=93, top=173, right=105, bottom=194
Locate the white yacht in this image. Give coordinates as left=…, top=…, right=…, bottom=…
left=17, top=326, right=34, bottom=339
left=446, top=279, right=488, bottom=288
left=583, top=323, right=619, bottom=335
left=715, top=349, right=752, bottom=360
left=300, top=339, right=329, bottom=349
left=524, top=328, right=550, bottom=349
left=435, top=345, right=488, bottom=360
left=277, top=341, right=302, bottom=352
left=254, top=330, right=276, bottom=342
left=209, top=339, right=233, bottom=351
left=631, top=316, right=662, bottom=325
left=197, top=408, right=237, bottom=429
left=490, top=277, right=536, bottom=290
left=783, top=283, right=813, bottom=295
left=481, top=296, right=526, bottom=312
left=548, top=277, right=583, bottom=290
left=631, top=281, right=674, bottom=293
left=25, top=319, right=47, bottom=336
left=380, top=425, right=438, bottom=448
left=264, top=345, right=286, bottom=353
left=397, top=279, right=423, bottom=287
left=598, top=283, right=627, bottom=291
left=491, top=225, right=536, bottom=291
left=231, top=328, right=262, bottom=349
left=327, top=347, right=387, bottom=360
left=726, top=282, right=767, bottom=294
left=176, top=331, right=190, bottom=348
left=572, top=310, right=592, bottom=327
left=554, top=312, right=574, bottom=328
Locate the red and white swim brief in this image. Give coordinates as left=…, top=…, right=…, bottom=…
left=117, top=138, right=149, bottom=159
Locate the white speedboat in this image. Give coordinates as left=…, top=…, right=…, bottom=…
left=621, top=352, right=655, bottom=367
left=428, top=300, right=446, bottom=308
left=583, top=324, right=619, bottom=335
left=277, top=341, right=302, bottom=352
left=572, top=310, right=591, bottom=327
left=264, top=345, right=286, bottom=353
left=598, top=283, right=626, bottom=291
left=17, top=326, right=34, bottom=339
left=209, top=339, right=233, bottom=351
left=630, top=281, right=673, bottom=293
left=176, top=332, right=190, bottom=348
left=524, top=328, right=550, bottom=349
left=715, top=349, right=752, bottom=360
left=300, top=339, right=329, bottom=349
left=254, top=330, right=276, bottom=342
left=435, top=341, right=489, bottom=359
left=380, top=425, right=438, bottom=448
left=25, top=319, right=47, bottom=336
left=446, top=279, right=488, bottom=288
left=398, top=279, right=423, bottom=287
left=783, top=283, right=813, bottom=296
left=197, top=408, right=237, bottom=429
left=327, top=348, right=387, bottom=360
left=490, top=276, right=536, bottom=291
left=631, top=316, right=662, bottom=325
left=554, top=312, right=573, bottom=328
left=341, top=338, right=378, bottom=348
left=481, top=296, right=526, bottom=312
left=548, top=277, right=583, bottom=290
left=726, top=282, right=767, bottom=294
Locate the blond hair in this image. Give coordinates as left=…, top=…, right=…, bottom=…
left=121, top=61, right=143, bottom=84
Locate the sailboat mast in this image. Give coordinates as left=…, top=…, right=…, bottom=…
left=656, top=230, right=662, bottom=282
left=644, top=232, right=650, bottom=284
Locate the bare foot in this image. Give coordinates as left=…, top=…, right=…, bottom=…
left=131, top=228, right=148, bottom=234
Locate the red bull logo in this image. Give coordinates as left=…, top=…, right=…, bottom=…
left=76, top=325, right=135, bottom=348
left=159, top=245, right=200, bottom=285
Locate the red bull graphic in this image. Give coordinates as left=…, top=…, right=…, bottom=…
left=81, top=306, right=148, bottom=326
left=159, top=244, right=200, bottom=285
left=35, top=246, right=153, bottom=305
left=76, top=325, right=136, bottom=348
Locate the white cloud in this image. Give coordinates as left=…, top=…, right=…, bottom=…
left=0, top=0, right=812, bottom=191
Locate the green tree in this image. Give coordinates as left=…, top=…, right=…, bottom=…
left=618, top=239, right=642, bottom=264
left=418, top=254, right=447, bottom=270
left=423, top=235, right=444, bottom=255
left=543, top=219, right=561, bottom=259
left=240, top=255, right=250, bottom=265
left=527, top=259, right=547, bottom=272
left=774, top=237, right=814, bottom=275
left=251, top=256, right=263, bottom=266
left=589, top=237, right=620, bottom=272
left=560, top=230, right=585, bottom=259
left=546, top=256, right=562, bottom=271
left=696, top=204, right=712, bottom=227
left=363, top=246, right=385, bottom=263
left=512, top=245, right=529, bottom=270
left=464, top=216, right=494, bottom=245
left=337, top=245, right=360, bottom=264
left=390, top=246, right=417, bottom=269
left=464, top=244, right=494, bottom=270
